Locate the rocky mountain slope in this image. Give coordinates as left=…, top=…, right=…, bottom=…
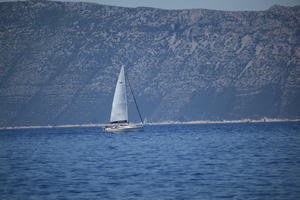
left=0, top=1, right=300, bottom=126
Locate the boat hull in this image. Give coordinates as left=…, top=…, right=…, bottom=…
left=104, top=124, right=144, bottom=133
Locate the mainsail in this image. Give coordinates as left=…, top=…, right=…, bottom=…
left=110, top=66, right=128, bottom=123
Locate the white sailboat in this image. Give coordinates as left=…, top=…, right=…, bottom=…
left=104, top=66, right=144, bottom=132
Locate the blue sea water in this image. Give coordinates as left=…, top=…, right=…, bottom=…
left=0, top=122, right=300, bottom=200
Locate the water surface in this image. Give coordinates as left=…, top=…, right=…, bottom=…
left=0, top=122, right=300, bottom=199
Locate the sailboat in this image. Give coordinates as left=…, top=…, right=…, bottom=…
left=104, top=66, right=144, bottom=132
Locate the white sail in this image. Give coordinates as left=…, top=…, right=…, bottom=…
left=110, top=66, right=128, bottom=123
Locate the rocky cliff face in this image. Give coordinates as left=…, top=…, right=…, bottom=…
left=1, top=1, right=300, bottom=126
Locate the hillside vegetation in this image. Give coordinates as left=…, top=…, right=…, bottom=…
left=0, top=1, right=300, bottom=126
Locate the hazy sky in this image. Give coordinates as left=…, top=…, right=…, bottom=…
left=0, top=0, right=299, bottom=10
left=65, top=0, right=300, bottom=10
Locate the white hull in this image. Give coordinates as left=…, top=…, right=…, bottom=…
left=104, top=124, right=144, bottom=133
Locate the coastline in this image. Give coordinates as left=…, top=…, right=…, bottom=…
left=0, top=118, right=299, bottom=130
left=149, top=118, right=300, bottom=125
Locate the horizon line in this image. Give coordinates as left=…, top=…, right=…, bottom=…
left=1, top=118, right=300, bottom=130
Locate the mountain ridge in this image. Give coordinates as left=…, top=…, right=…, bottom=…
left=0, top=1, right=299, bottom=126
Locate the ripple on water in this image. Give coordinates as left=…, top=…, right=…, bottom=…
left=0, top=122, right=300, bottom=200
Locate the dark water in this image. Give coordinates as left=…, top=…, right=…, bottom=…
left=0, top=122, right=300, bottom=200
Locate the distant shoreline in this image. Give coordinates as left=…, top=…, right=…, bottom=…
left=0, top=118, right=299, bottom=130
left=149, top=118, right=300, bottom=125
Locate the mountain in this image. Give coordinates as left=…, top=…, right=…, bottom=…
left=0, top=1, right=300, bottom=126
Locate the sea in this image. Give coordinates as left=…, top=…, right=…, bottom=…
left=0, top=122, right=300, bottom=200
